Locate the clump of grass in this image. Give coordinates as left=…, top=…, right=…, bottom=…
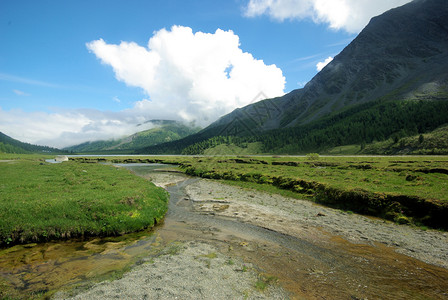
left=0, top=159, right=169, bottom=247
left=162, top=242, right=184, bottom=256
left=255, top=274, right=279, bottom=291
left=199, top=252, right=217, bottom=259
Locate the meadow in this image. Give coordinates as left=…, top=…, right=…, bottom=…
left=2, top=153, right=446, bottom=248
left=71, top=155, right=448, bottom=229
left=0, top=155, right=168, bottom=247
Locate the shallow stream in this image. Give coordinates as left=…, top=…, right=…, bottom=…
left=0, top=164, right=447, bottom=299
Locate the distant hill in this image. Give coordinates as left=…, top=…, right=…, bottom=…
left=140, top=0, right=448, bottom=155
left=65, top=120, right=200, bottom=153
left=0, top=132, right=62, bottom=154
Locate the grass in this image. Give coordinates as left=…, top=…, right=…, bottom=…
left=180, top=156, right=448, bottom=201
left=203, top=142, right=264, bottom=155
left=199, top=252, right=218, bottom=259
left=0, top=157, right=169, bottom=247
left=176, top=155, right=448, bottom=229
left=362, top=124, right=448, bottom=155
left=255, top=274, right=279, bottom=291
left=68, top=155, right=448, bottom=229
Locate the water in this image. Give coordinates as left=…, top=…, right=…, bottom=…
left=1, top=164, right=447, bottom=299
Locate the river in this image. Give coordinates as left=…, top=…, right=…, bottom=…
left=0, top=164, right=447, bottom=299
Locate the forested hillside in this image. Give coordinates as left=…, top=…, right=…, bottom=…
left=65, top=120, right=200, bottom=153
left=0, top=132, right=62, bottom=154
left=176, top=98, right=448, bottom=155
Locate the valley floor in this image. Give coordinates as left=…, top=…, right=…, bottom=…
left=59, top=171, right=448, bottom=299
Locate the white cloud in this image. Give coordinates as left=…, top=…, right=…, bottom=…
left=316, top=56, right=333, bottom=71
left=0, top=107, right=160, bottom=148
left=13, top=89, right=30, bottom=96
left=86, top=25, right=285, bottom=126
left=244, top=0, right=412, bottom=33
left=1, top=26, right=286, bottom=148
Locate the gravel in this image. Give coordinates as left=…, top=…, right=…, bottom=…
left=186, top=179, right=448, bottom=269
left=55, top=173, right=447, bottom=299
left=59, top=241, right=289, bottom=300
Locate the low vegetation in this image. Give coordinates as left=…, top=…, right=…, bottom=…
left=3, top=153, right=446, bottom=248
left=178, top=156, right=448, bottom=229
left=0, top=156, right=169, bottom=247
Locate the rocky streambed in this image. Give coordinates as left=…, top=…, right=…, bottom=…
left=62, top=166, right=448, bottom=299
left=1, top=165, right=447, bottom=299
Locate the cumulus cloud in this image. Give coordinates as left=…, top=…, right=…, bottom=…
left=244, top=0, right=412, bottom=33
left=316, top=56, right=333, bottom=71
left=86, top=25, right=285, bottom=126
left=0, top=26, right=286, bottom=148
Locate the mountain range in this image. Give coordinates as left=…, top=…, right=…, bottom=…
left=64, top=120, right=200, bottom=153
left=1, top=0, right=447, bottom=156
left=138, top=0, right=448, bottom=155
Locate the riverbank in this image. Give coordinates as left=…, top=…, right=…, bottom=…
left=0, top=159, right=169, bottom=247
left=70, top=155, right=448, bottom=230
left=58, top=171, right=448, bottom=299
left=186, top=178, right=448, bottom=269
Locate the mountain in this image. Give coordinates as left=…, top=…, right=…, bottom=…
left=140, top=0, right=448, bottom=155
left=65, top=120, right=200, bottom=153
left=0, top=132, right=62, bottom=154
left=217, top=0, right=448, bottom=131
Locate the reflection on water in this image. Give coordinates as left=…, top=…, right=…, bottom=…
left=0, top=229, right=164, bottom=298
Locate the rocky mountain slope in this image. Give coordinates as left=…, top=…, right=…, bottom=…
left=213, top=0, right=448, bottom=132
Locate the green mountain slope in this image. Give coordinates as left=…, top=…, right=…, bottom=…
left=0, top=132, right=62, bottom=154
left=65, top=120, right=200, bottom=153
left=361, top=124, right=448, bottom=155
left=178, top=99, right=448, bottom=154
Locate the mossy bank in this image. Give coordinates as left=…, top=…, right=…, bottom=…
left=0, top=158, right=169, bottom=247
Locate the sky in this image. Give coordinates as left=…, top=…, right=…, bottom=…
left=0, top=0, right=412, bottom=148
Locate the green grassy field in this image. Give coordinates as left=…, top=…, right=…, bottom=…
left=71, top=155, right=448, bottom=229
left=0, top=156, right=168, bottom=247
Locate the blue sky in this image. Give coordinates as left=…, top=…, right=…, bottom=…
left=0, top=0, right=411, bottom=147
